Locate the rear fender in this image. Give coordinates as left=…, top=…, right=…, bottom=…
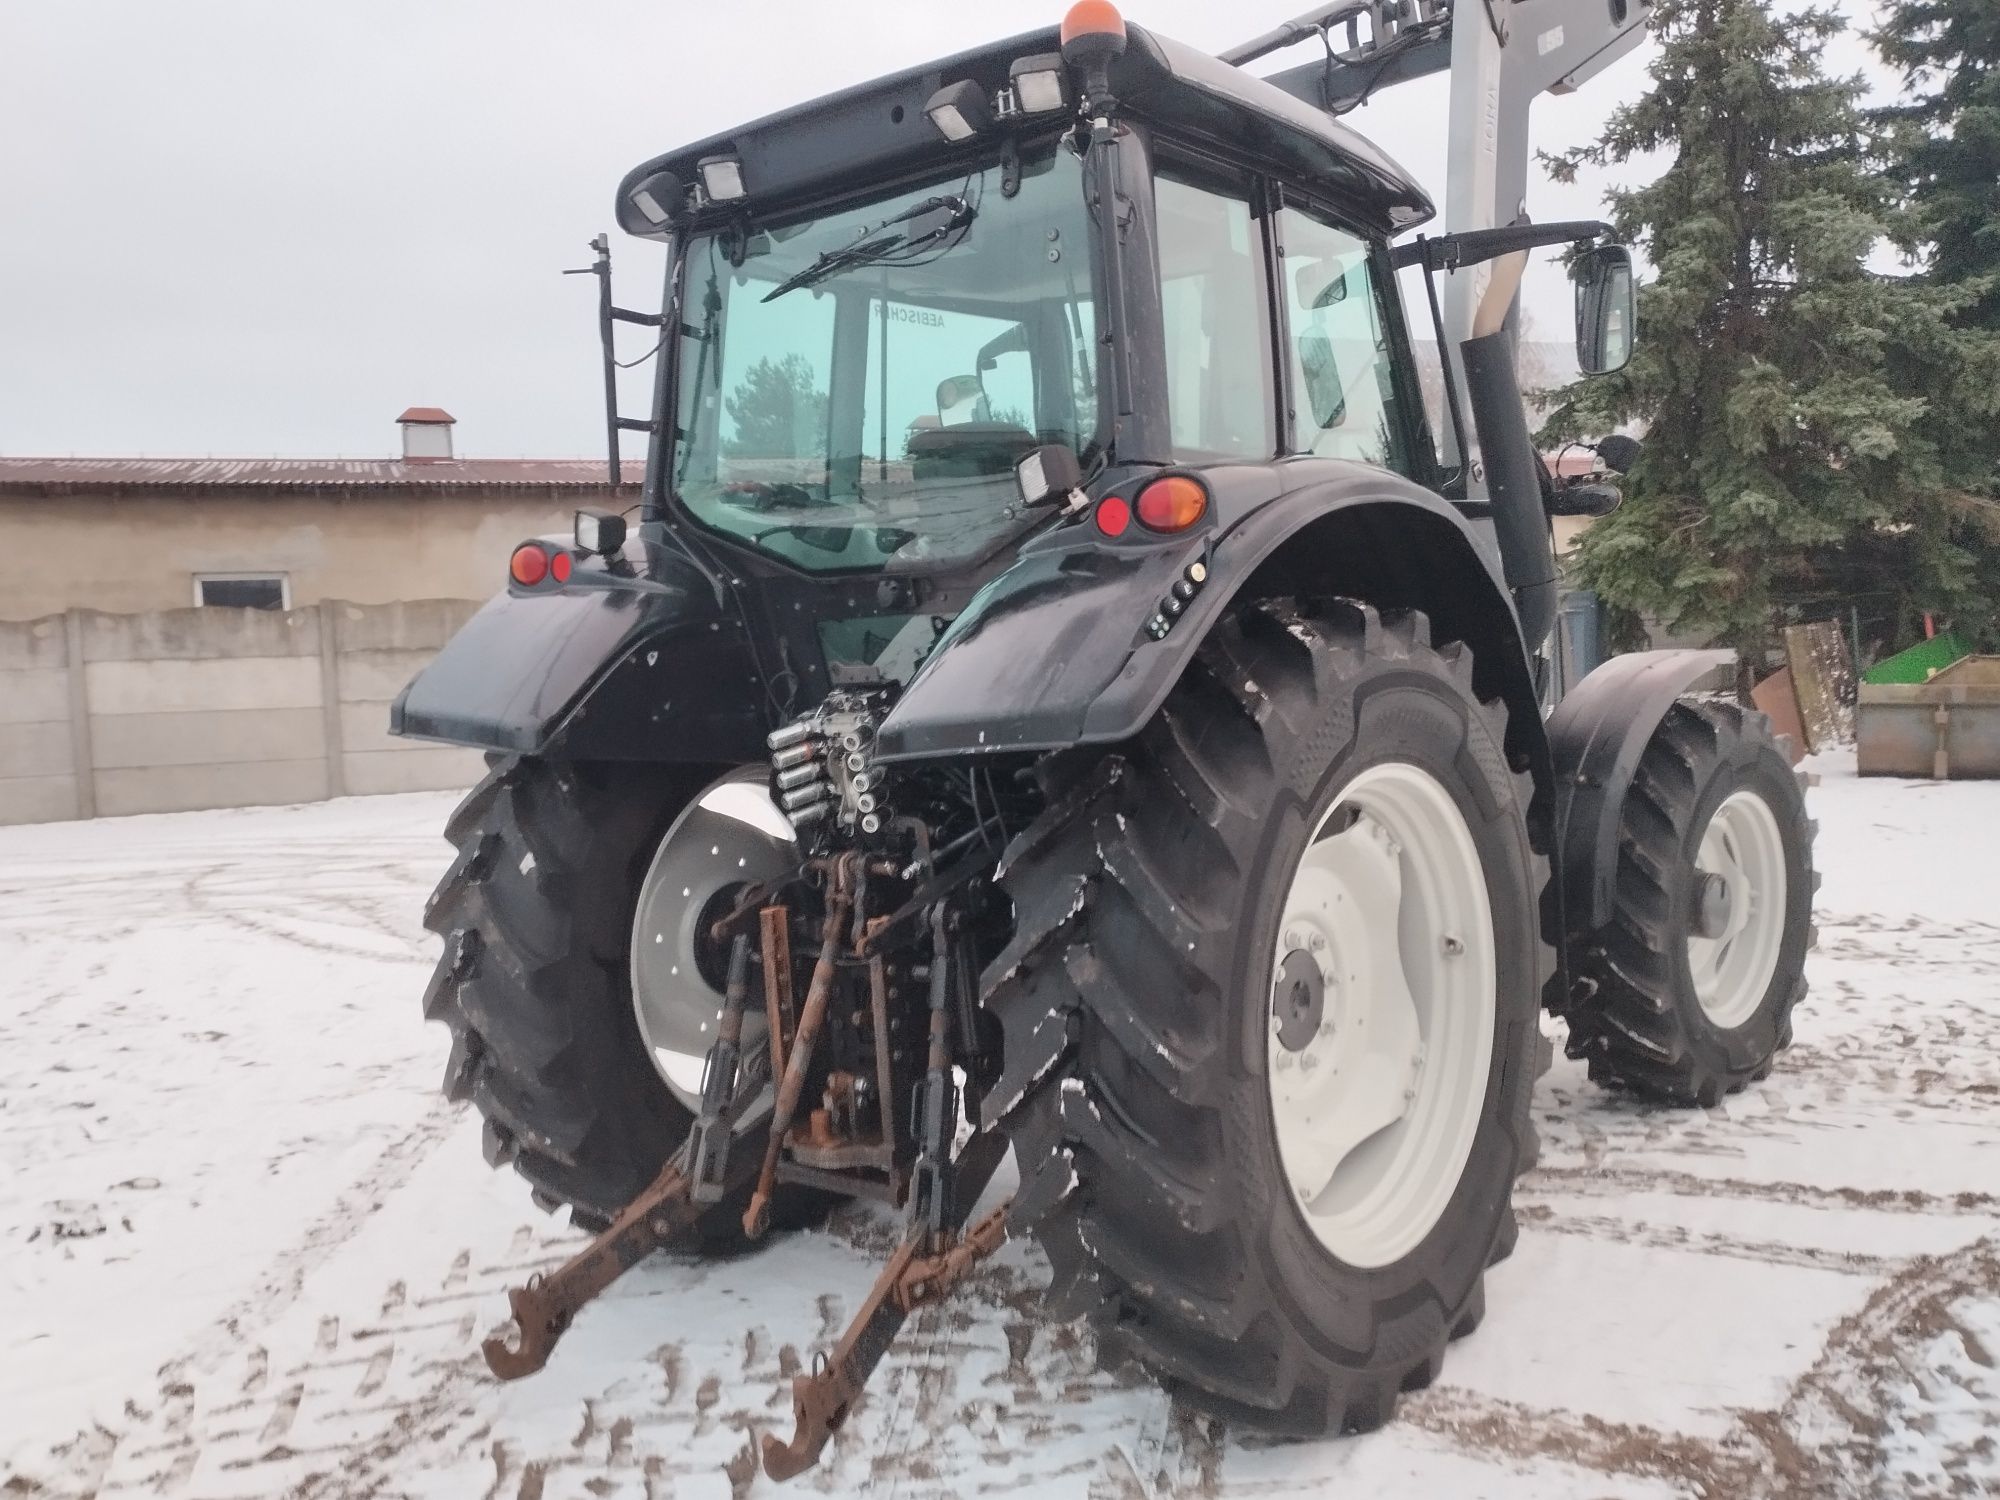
left=1547, top=648, right=1734, bottom=937
left=874, top=466, right=1541, bottom=772
left=389, top=539, right=768, bottom=764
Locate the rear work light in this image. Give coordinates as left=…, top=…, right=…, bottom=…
left=1134, top=475, right=1209, bottom=532
left=574, top=508, right=627, bottom=556
left=510, top=543, right=572, bottom=587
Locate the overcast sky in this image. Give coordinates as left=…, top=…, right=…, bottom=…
left=0, top=1, right=1891, bottom=461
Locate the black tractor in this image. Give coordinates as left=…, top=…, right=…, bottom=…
left=393, top=0, right=1814, bottom=1477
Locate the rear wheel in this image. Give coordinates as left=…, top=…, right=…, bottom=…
left=984, top=599, right=1548, bottom=1432
left=421, top=757, right=821, bottom=1239
left=1561, top=700, right=1816, bottom=1106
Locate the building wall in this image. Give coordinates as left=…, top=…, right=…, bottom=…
left=0, top=489, right=585, bottom=621
left=0, top=600, right=485, bottom=826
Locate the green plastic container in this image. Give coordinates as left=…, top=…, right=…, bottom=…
left=1862, top=632, right=1971, bottom=686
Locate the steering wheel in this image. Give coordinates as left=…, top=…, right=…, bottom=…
left=719, top=480, right=832, bottom=513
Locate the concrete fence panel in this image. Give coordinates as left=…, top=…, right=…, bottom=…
left=328, top=599, right=485, bottom=798
left=0, top=615, right=78, bottom=824
left=0, top=599, right=490, bottom=826
left=78, top=606, right=329, bottom=816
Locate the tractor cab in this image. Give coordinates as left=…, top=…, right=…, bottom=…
left=597, top=14, right=1441, bottom=707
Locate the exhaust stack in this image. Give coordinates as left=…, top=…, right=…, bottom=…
left=1458, top=251, right=1556, bottom=652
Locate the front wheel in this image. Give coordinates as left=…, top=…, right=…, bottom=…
left=1561, top=700, right=1816, bottom=1106
left=984, top=598, right=1549, bottom=1432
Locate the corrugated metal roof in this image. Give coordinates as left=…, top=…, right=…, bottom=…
left=0, top=457, right=633, bottom=493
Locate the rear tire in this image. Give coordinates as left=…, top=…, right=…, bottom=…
left=983, top=598, right=1549, bottom=1433
left=421, top=757, right=766, bottom=1240
left=1560, top=700, right=1816, bottom=1106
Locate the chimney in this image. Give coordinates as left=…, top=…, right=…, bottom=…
left=396, top=406, right=457, bottom=462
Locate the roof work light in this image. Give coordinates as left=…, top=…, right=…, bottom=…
left=627, top=169, right=684, bottom=227
left=924, top=79, right=994, bottom=142
left=696, top=154, right=746, bottom=202
left=1009, top=53, right=1070, bottom=114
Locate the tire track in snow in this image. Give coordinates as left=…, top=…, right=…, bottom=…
left=182, top=866, right=429, bottom=965
left=1777, top=1233, right=2000, bottom=1497
left=1523, top=1163, right=2000, bottom=1217
left=1401, top=1235, right=2000, bottom=1497
left=15, top=1100, right=464, bottom=1498
left=1513, top=1202, right=1910, bottom=1277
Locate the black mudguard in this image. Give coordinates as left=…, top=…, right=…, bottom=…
left=1545, top=647, right=1734, bottom=936
left=389, top=541, right=768, bottom=765
left=873, top=459, right=1529, bottom=764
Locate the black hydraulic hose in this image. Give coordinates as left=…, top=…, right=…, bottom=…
left=1460, top=329, right=1557, bottom=653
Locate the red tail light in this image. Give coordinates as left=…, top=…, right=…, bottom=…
left=1094, top=494, right=1132, bottom=537
left=550, top=550, right=573, bottom=584
left=509, top=544, right=549, bottom=586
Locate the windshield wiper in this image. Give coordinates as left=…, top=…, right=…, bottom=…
left=761, top=196, right=976, bottom=303
left=762, top=231, right=909, bottom=302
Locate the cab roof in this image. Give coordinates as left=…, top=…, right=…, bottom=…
left=615, top=23, right=1433, bottom=240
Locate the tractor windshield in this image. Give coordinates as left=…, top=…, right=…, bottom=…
left=668, top=145, right=1098, bottom=573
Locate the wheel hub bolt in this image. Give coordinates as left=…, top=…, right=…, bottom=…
left=1274, top=950, right=1325, bottom=1053
left=1693, top=871, right=1732, bottom=938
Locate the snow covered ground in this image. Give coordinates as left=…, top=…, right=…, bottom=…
left=2, top=750, right=1995, bottom=1499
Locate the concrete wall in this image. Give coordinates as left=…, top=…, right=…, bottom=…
left=0, top=490, right=580, bottom=621
left=0, top=599, right=484, bottom=826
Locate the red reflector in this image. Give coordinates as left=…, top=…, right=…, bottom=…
left=1094, top=494, right=1132, bottom=537
left=510, top=544, right=548, bottom=586
left=550, top=550, right=573, bottom=584
left=1135, top=476, right=1208, bottom=532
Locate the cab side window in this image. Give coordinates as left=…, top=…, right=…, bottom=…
left=1156, top=172, right=1275, bottom=461
left=1278, top=204, right=1415, bottom=475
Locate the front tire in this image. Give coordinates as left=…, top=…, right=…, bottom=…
left=1561, top=700, right=1816, bottom=1106
left=984, top=599, right=1548, bottom=1433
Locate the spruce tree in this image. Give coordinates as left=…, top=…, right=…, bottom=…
left=1871, top=0, right=2000, bottom=641
left=1874, top=0, right=2000, bottom=331
left=1538, top=0, right=2000, bottom=662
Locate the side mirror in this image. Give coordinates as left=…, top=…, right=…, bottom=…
left=1594, top=433, right=1642, bottom=475
left=1546, top=482, right=1623, bottom=519
left=976, top=323, right=1030, bottom=373
left=1293, top=257, right=1351, bottom=311
left=935, top=374, right=987, bottom=426
left=1574, top=244, right=1635, bottom=376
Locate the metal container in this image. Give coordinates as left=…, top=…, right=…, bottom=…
left=1862, top=632, right=1971, bottom=687
left=1857, top=656, right=2000, bottom=779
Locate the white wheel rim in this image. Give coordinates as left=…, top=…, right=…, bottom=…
left=1686, top=788, right=1788, bottom=1028
left=629, top=770, right=796, bottom=1111
left=1267, top=761, right=1497, bottom=1270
